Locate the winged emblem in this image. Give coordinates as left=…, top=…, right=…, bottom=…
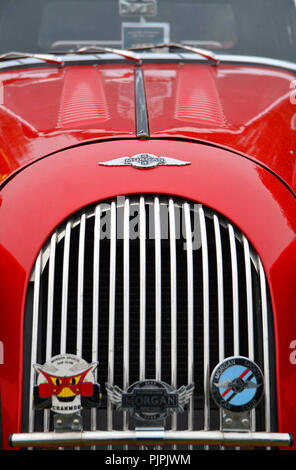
left=175, top=383, right=195, bottom=411
left=105, top=384, right=125, bottom=410
left=105, top=380, right=194, bottom=421
left=98, top=153, right=191, bottom=169
left=215, top=378, right=261, bottom=391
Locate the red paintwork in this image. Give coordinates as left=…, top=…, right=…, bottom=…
left=143, top=63, right=296, bottom=192
left=0, top=62, right=296, bottom=449
left=0, top=63, right=295, bottom=192
left=0, top=65, right=136, bottom=181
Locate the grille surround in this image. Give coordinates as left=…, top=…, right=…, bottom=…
left=22, top=195, right=277, bottom=448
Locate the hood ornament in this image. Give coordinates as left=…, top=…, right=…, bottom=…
left=98, top=153, right=191, bottom=169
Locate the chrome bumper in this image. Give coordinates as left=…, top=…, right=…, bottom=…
left=9, top=429, right=293, bottom=448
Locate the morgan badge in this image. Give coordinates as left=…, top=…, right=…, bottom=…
left=106, top=379, right=194, bottom=422
left=98, top=153, right=191, bottom=169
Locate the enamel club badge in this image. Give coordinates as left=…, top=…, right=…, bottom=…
left=33, top=354, right=101, bottom=414
left=210, top=356, right=264, bottom=412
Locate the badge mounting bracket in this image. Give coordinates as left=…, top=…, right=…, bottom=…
left=54, top=412, right=83, bottom=432
left=221, top=409, right=252, bottom=432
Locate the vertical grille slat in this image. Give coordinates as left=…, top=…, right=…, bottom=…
left=212, top=214, right=225, bottom=438
left=24, top=195, right=277, bottom=448
left=28, top=252, right=42, bottom=433
left=92, top=205, right=101, bottom=366
left=213, top=214, right=224, bottom=362
left=169, top=199, right=177, bottom=433
left=44, top=233, right=57, bottom=432
left=107, top=201, right=117, bottom=432
left=199, top=207, right=210, bottom=434
left=183, top=202, right=194, bottom=432
left=60, top=221, right=72, bottom=354
left=77, top=213, right=86, bottom=357
left=46, top=233, right=56, bottom=361
left=243, top=236, right=255, bottom=360
left=243, top=235, right=256, bottom=430
left=228, top=223, right=240, bottom=356
left=154, top=196, right=162, bottom=381
left=91, top=204, right=101, bottom=434
left=139, top=197, right=146, bottom=381
left=123, top=198, right=130, bottom=434
left=259, top=258, right=271, bottom=434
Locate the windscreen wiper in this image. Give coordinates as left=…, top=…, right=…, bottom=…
left=0, top=51, right=64, bottom=65
left=129, top=42, right=220, bottom=65
left=51, top=46, right=142, bottom=64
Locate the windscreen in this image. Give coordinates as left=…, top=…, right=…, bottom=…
left=0, top=0, right=295, bottom=62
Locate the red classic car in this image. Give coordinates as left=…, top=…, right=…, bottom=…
left=0, top=0, right=296, bottom=451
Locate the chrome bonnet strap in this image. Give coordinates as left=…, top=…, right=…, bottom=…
left=134, top=67, right=150, bottom=139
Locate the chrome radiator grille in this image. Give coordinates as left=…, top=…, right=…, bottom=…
left=22, top=195, right=276, bottom=448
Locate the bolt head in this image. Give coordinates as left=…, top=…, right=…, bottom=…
left=241, top=418, right=250, bottom=427
left=224, top=417, right=233, bottom=425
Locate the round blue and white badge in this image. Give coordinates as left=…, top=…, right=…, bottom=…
left=210, top=356, right=264, bottom=412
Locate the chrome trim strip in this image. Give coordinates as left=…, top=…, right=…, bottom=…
left=218, top=54, right=296, bottom=72
left=60, top=221, right=72, bottom=354
left=228, top=224, right=239, bottom=356
left=183, top=202, right=194, bottom=431
left=2, top=54, right=296, bottom=73
left=139, top=197, right=146, bottom=380
left=138, top=42, right=219, bottom=65
left=135, top=68, right=150, bottom=139
left=10, top=430, right=293, bottom=448
left=154, top=197, right=162, bottom=380
left=107, top=201, right=117, bottom=431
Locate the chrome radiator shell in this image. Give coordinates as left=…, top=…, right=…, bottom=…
left=21, top=195, right=277, bottom=448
